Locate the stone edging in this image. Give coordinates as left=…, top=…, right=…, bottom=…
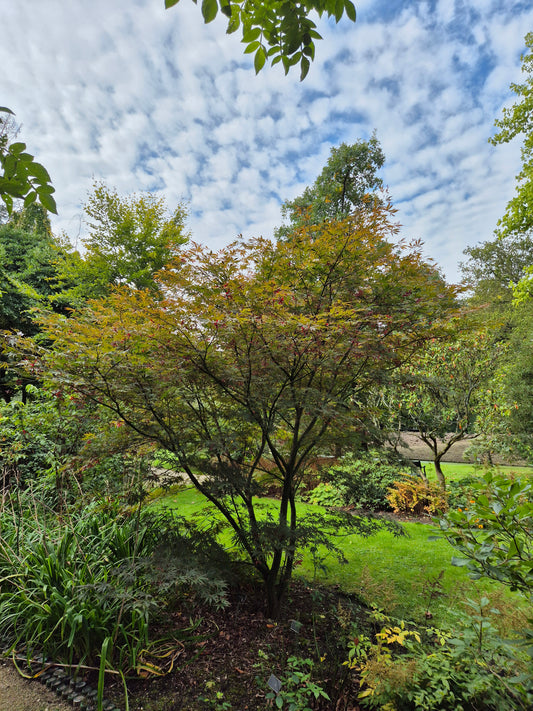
left=4, top=654, right=121, bottom=711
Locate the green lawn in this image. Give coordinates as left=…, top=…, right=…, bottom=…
left=296, top=520, right=526, bottom=626
left=420, top=461, right=532, bottom=484
left=146, top=483, right=529, bottom=629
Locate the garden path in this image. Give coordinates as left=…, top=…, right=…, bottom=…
left=0, top=659, right=71, bottom=711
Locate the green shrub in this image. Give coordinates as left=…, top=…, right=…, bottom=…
left=315, top=450, right=406, bottom=511
left=263, top=656, right=330, bottom=710
left=142, top=509, right=232, bottom=610
left=446, top=475, right=482, bottom=511
left=347, top=605, right=533, bottom=710
left=438, top=471, right=533, bottom=600
left=306, top=481, right=345, bottom=507
left=0, top=386, right=153, bottom=505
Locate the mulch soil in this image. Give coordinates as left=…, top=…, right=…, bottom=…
left=98, top=582, right=366, bottom=711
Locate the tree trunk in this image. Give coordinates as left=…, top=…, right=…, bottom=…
left=264, top=570, right=283, bottom=619
left=434, top=457, right=446, bottom=490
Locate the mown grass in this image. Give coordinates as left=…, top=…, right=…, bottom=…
left=420, top=461, right=532, bottom=484
left=297, top=520, right=528, bottom=627
left=146, top=481, right=530, bottom=630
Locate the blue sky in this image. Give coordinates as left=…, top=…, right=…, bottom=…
left=2, top=0, right=532, bottom=281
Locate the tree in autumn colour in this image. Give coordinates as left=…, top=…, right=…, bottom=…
left=392, top=329, right=507, bottom=489
left=26, top=202, right=458, bottom=616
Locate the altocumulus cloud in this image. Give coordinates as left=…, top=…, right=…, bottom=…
left=2, top=0, right=532, bottom=279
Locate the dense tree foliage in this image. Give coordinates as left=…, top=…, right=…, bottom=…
left=458, top=35, right=533, bottom=460
left=60, top=183, right=189, bottom=300
left=489, top=33, right=533, bottom=302
left=0, top=205, right=71, bottom=400
left=165, top=0, right=357, bottom=80
left=491, top=33, right=533, bottom=240
left=392, top=329, right=506, bottom=487
left=494, top=302, right=533, bottom=460
left=22, top=202, right=458, bottom=616
left=460, top=231, right=533, bottom=306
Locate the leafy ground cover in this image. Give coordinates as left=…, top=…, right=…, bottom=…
left=100, top=472, right=531, bottom=710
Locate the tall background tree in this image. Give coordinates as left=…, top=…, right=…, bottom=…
left=460, top=231, right=533, bottom=306
left=457, top=32, right=533, bottom=463
left=276, top=135, right=385, bottom=238
left=0, top=204, right=70, bottom=401
left=488, top=32, right=533, bottom=301
left=60, top=182, right=189, bottom=300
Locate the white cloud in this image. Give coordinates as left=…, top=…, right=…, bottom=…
left=1, top=0, right=532, bottom=284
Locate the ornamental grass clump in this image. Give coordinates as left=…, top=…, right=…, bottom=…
left=0, top=495, right=155, bottom=669
left=0, top=491, right=229, bottom=671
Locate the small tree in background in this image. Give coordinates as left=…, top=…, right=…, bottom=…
left=23, top=202, right=458, bottom=616
left=392, top=329, right=506, bottom=489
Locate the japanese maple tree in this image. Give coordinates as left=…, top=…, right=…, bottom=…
left=28, top=202, right=458, bottom=616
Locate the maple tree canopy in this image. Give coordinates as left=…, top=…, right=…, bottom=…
left=25, top=202, right=458, bottom=615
